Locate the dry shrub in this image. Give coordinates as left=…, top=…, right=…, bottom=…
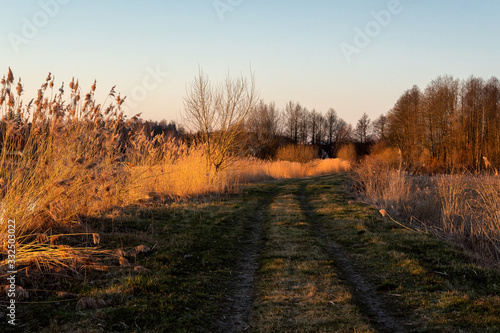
left=337, top=143, right=357, bottom=163
left=233, top=158, right=350, bottom=183
left=353, top=156, right=426, bottom=218
left=369, top=142, right=401, bottom=168
left=0, top=68, right=351, bottom=277
left=355, top=155, right=500, bottom=266
left=438, top=174, right=500, bottom=262
left=276, top=144, right=317, bottom=164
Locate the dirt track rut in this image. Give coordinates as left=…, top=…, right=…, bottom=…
left=220, top=180, right=404, bottom=332
left=298, top=182, right=404, bottom=333
left=217, top=191, right=276, bottom=332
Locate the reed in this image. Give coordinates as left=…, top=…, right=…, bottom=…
left=354, top=155, right=500, bottom=266
left=0, top=69, right=350, bottom=276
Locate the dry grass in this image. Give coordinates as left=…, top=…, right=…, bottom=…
left=0, top=69, right=350, bottom=277
left=250, top=185, right=373, bottom=332
left=337, top=143, right=357, bottom=163
left=233, top=158, right=351, bottom=184
left=354, top=156, right=500, bottom=266
left=275, top=144, right=317, bottom=164
left=438, top=174, right=500, bottom=262
left=0, top=70, right=135, bottom=274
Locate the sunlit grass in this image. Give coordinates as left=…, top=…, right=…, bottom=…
left=0, top=69, right=350, bottom=277
left=354, top=156, right=500, bottom=266
left=250, top=185, right=373, bottom=332
left=305, top=174, right=500, bottom=332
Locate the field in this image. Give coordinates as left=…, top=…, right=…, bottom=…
left=2, top=71, right=500, bottom=332
left=354, top=156, right=500, bottom=267
left=2, top=174, right=500, bottom=332
left=2, top=0, right=499, bottom=330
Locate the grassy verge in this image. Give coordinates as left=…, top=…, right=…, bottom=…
left=5, top=173, right=500, bottom=332
left=5, top=185, right=274, bottom=333
left=304, top=173, right=500, bottom=332
left=353, top=157, right=500, bottom=266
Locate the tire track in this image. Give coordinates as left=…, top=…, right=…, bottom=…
left=216, top=189, right=277, bottom=332
left=297, top=182, right=405, bottom=333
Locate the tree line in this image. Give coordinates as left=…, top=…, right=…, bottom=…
left=132, top=71, right=500, bottom=173
left=246, top=101, right=373, bottom=158
left=381, top=75, right=500, bottom=171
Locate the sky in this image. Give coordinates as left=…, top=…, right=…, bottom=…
left=1, top=0, right=500, bottom=126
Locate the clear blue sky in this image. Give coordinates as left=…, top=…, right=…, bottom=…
left=1, top=0, right=499, bottom=125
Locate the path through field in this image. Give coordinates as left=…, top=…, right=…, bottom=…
left=17, top=173, right=500, bottom=332
left=220, top=177, right=404, bottom=332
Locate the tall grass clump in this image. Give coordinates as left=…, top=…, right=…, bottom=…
left=0, top=68, right=352, bottom=277
left=337, top=143, right=357, bottom=164
left=354, top=154, right=500, bottom=266
left=0, top=69, right=139, bottom=274
left=128, top=138, right=236, bottom=200
left=275, top=144, right=317, bottom=164
left=438, top=174, right=500, bottom=262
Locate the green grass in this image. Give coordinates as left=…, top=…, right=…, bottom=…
left=11, top=185, right=276, bottom=333
left=304, top=173, right=500, bottom=332
left=249, top=183, right=373, bottom=332
left=6, top=173, right=500, bottom=332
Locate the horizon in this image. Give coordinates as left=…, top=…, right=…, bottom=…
left=2, top=0, right=499, bottom=126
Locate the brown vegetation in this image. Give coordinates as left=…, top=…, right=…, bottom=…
left=0, top=69, right=349, bottom=276
left=383, top=75, right=500, bottom=172
left=275, top=144, right=316, bottom=164
left=354, top=155, right=500, bottom=266
left=336, top=143, right=358, bottom=163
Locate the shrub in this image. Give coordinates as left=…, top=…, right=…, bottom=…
left=369, top=142, right=401, bottom=168
left=354, top=155, right=500, bottom=266
left=275, top=144, right=317, bottom=164
left=337, top=143, right=357, bottom=163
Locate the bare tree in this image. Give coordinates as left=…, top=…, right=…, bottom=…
left=386, top=85, right=423, bottom=164
left=335, top=120, right=352, bottom=145
left=460, top=76, right=485, bottom=170
left=285, top=101, right=301, bottom=143
left=423, top=76, right=460, bottom=168
left=309, top=109, right=319, bottom=145
left=483, top=77, right=500, bottom=167
left=355, top=112, right=372, bottom=144
left=183, top=69, right=257, bottom=172
left=315, top=113, right=326, bottom=145
left=247, top=100, right=281, bottom=157
left=372, top=114, right=387, bottom=141
left=248, top=100, right=281, bottom=140
left=326, top=108, right=339, bottom=144
left=299, top=107, right=310, bottom=144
